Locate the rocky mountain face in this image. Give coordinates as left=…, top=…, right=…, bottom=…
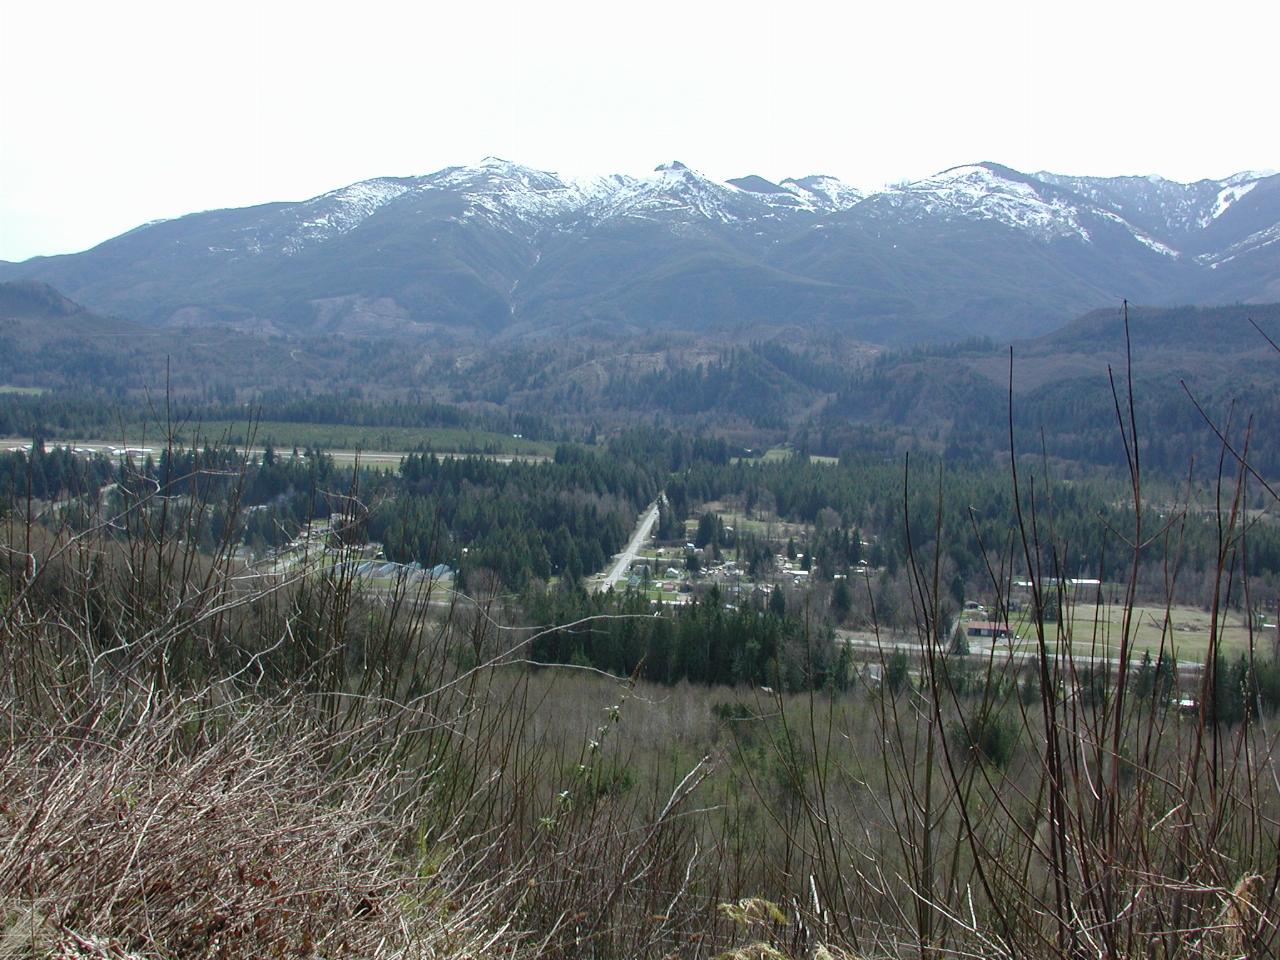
left=2, top=159, right=1276, bottom=344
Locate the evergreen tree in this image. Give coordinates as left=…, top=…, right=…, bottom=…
left=769, top=585, right=786, bottom=618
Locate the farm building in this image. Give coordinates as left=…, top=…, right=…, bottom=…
left=966, top=621, right=1013, bottom=640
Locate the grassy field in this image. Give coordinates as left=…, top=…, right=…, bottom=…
left=691, top=502, right=811, bottom=540
left=745, top=446, right=840, bottom=465
left=11, top=437, right=551, bottom=476
left=51, top=420, right=560, bottom=457
left=963, top=598, right=1264, bottom=661
left=0, top=384, right=45, bottom=395
left=1052, top=600, right=1261, bottom=661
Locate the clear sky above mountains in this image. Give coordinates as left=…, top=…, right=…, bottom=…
left=1, top=0, right=1276, bottom=262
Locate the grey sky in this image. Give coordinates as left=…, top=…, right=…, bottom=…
left=1, top=0, right=1276, bottom=262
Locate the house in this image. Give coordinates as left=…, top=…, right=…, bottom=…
left=966, top=621, right=1013, bottom=640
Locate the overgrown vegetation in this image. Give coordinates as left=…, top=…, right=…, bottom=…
left=3, top=320, right=1280, bottom=958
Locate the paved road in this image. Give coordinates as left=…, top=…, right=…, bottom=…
left=597, top=499, right=662, bottom=592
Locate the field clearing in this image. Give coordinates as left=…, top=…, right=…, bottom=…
left=960, top=600, right=1263, bottom=662
left=0, top=385, right=45, bottom=395
left=637, top=548, right=680, bottom=564
left=845, top=599, right=1264, bottom=672
left=25, top=421, right=558, bottom=457
left=742, top=447, right=840, bottom=465
left=692, top=501, right=811, bottom=540
left=5, top=437, right=551, bottom=473
left=159, top=420, right=560, bottom=456
left=1047, top=601, right=1261, bottom=661
left=640, top=587, right=683, bottom=603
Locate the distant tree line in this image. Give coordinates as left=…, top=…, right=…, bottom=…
left=523, top=584, right=851, bottom=692
left=0, top=390, right=565, bottom=446
left=0, top=442, right=115, bottom=505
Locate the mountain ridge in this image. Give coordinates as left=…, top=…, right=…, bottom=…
left=1, top=159, right=1276, bottom=344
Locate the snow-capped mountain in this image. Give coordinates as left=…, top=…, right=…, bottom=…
left=868, top=164, right=1094, bottom=241
left=1035, top=169, right=1275, bottom=242
left=281, top=158, right=866, bottom=247
left=286, top=178, right=416, bottom=251
left=230, top=157, right=1279, bottom=268
left=1, top=159, right=1276, bottom=344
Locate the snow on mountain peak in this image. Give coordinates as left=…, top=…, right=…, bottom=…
left=932, top=162, right=1005, bottom=181
left=283, top=178, right=413, bottom=253
left=244, top=159, right=1276, bottom=262
left=1223, top=169, right=1275, bottom=186
left=882, top=163, right=1090, bottom=241
left=780, top=175, right=863, bottom=212
left=572, top=162, right=744, bottom=224
left=426, top=160, right=589, bottom=226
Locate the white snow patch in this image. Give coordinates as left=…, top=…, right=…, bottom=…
left=1212, top=180, right=1258, bottom=220
left=1223, top=169, right=1276, bottom=185
left=430, top=160, right=590, bottom=224
left=1094, top=209, right=1180, bottom=257
left=280, top=179, right=413, bottom=253
left=226, top=159, right=1277, bottom=256
left=881, top=164, right=1091, bottom=241
left=569, top=164, right=744, bottom=224
left=781, top=176, right=864, bottom=212
left=1131, top=232, right=1179, bottom=258
left=1199, top=221, right=1280, bottom=268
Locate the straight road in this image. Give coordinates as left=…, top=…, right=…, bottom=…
left=597, top=499, right=662, bottom=592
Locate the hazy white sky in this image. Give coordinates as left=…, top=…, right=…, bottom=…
left=1, top=0, right=1276, bottom=261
